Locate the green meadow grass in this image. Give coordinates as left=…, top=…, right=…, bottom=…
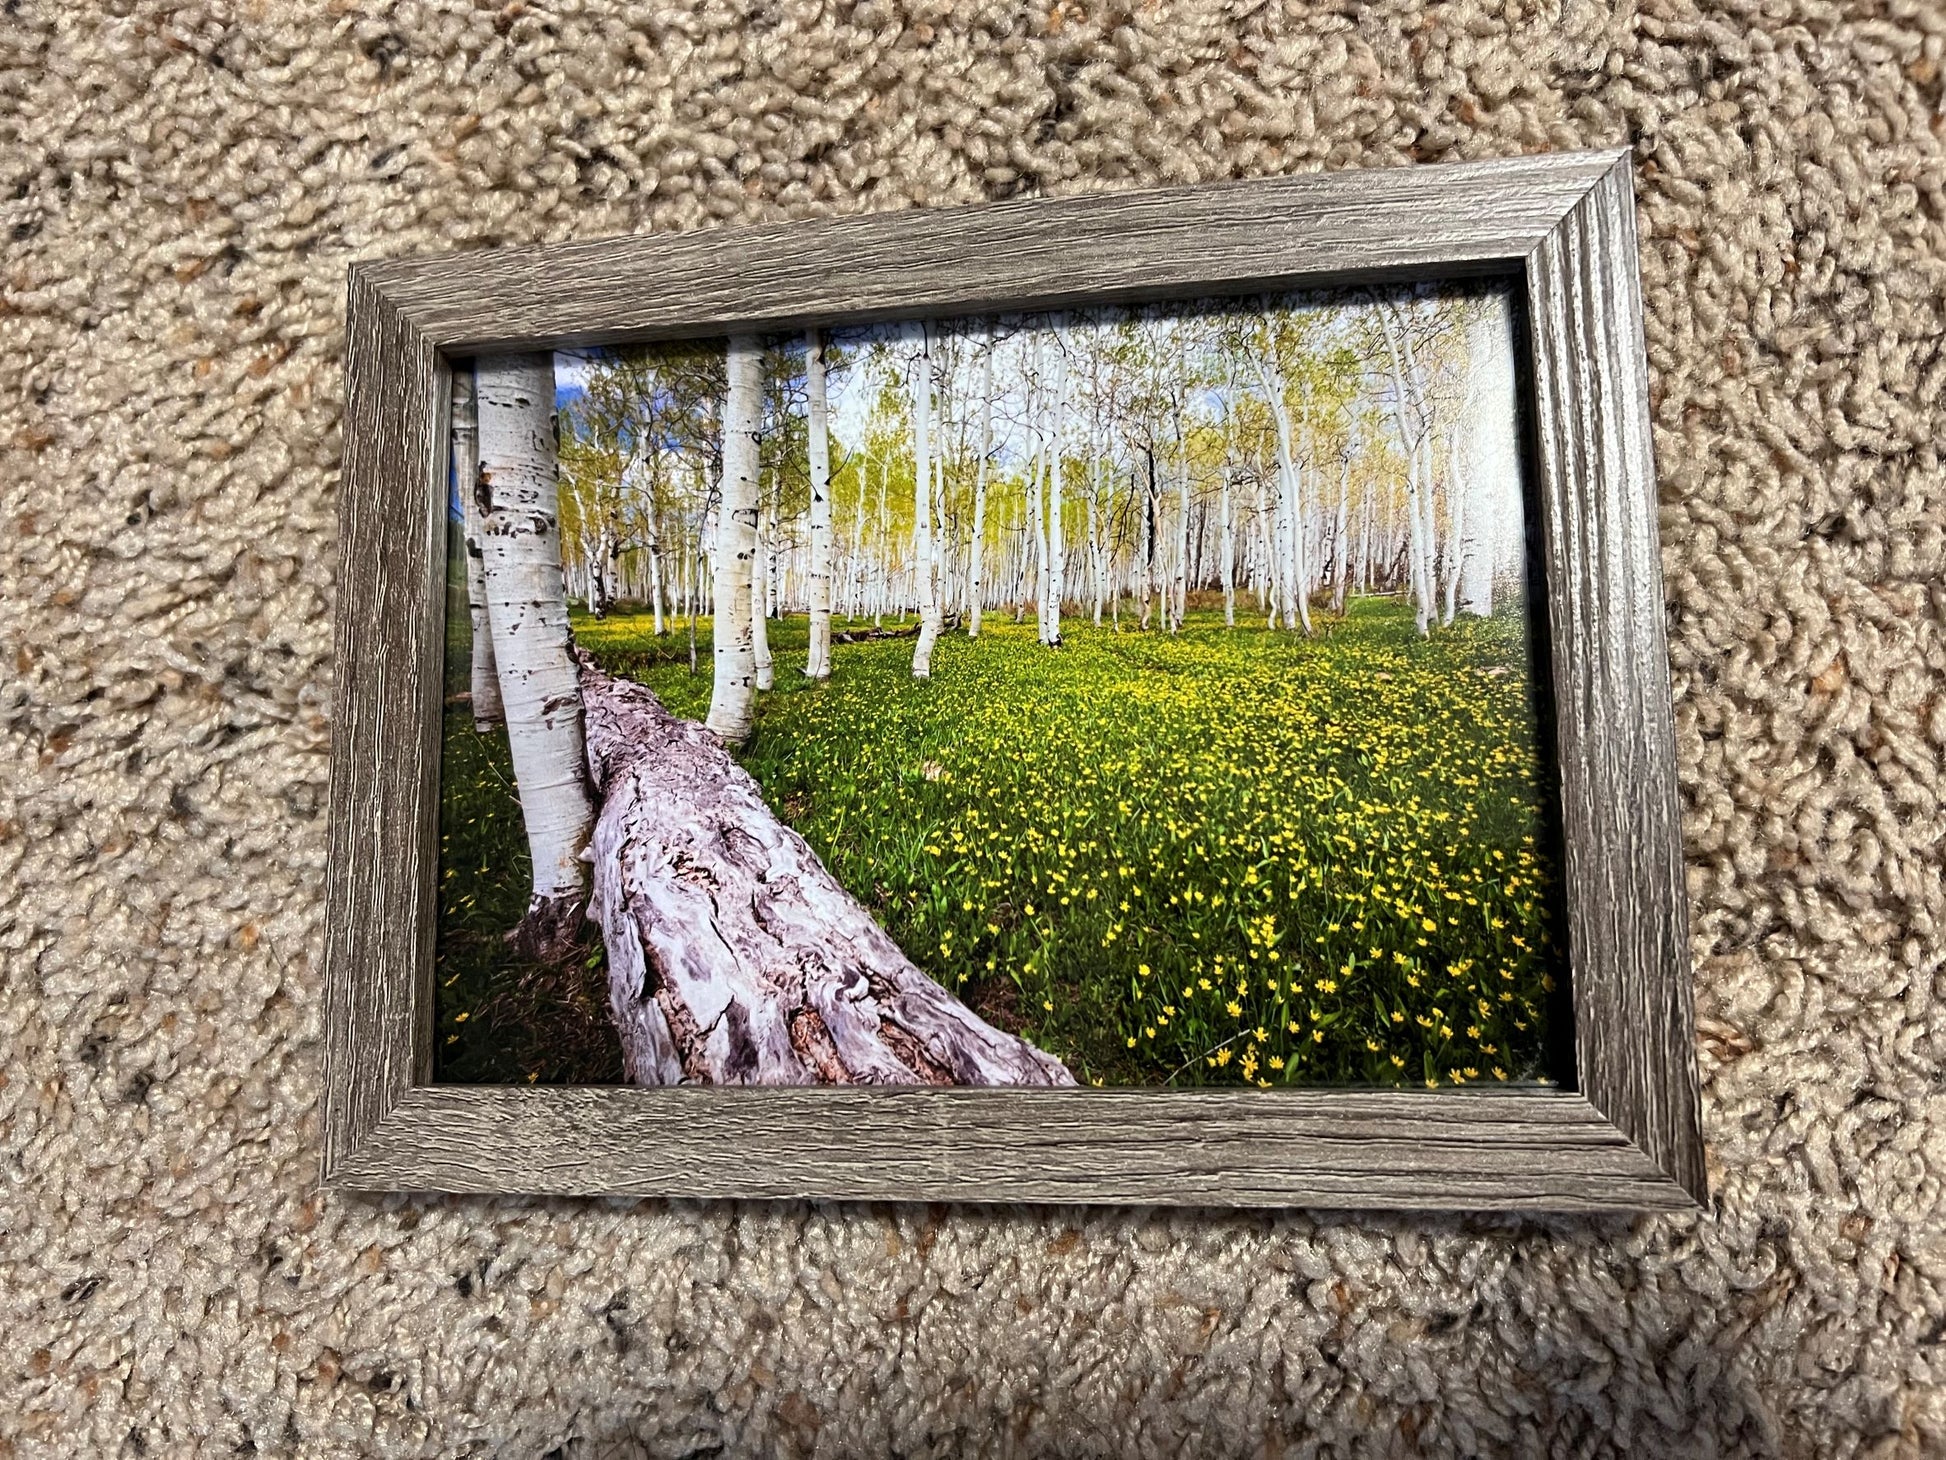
left=439, top=586, right=1567, bottom=1089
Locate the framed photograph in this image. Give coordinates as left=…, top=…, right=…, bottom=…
left=324, top=148, right=1705, bottom=1211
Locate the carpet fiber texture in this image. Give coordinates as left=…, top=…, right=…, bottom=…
left=3, top=2, right=1944, bottom=1456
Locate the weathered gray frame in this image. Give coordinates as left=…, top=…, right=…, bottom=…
left=323, top=149, right=1704, bottom=1211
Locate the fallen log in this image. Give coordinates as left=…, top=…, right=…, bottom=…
left=831, top=613, right=962, bottom=645
left=579, top=660, right=1075, bottom=1087
left=832, top=622, right=920, bottom=643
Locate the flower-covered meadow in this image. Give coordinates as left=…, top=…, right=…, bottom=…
left=552, top=595, right=1564, bottom=1089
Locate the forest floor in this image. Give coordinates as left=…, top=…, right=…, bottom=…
left=438, top=594, right=1568, bottom=1089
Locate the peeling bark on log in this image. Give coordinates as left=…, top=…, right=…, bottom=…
left=580, top=660, right=1076, bottom=1087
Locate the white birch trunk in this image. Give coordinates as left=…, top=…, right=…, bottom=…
left=873, top=456, right=888, bottom=627
left=1285, top=431, right=1312, bottom=634
left=1276, top=470, right=1295, bottom=629
left=934, top=444, right=951, bottom=621
left=967, top=341, right=993, bottom=638
left=1031, top=451, right=1049, bottom=634
left=1410, top=458, right=1434, bottom=634
left=1220, top=470, right=1235, bottom=627
left=1245, top=352, right=1307, bottom=630
left=1043, top=338, right=1067, bottom=646
left=1330, top=443, right=1353, bottom=616
left=910, top=324, right=942, bottom=678
left=1255, top=472, right=1275, bottom=627
left=847, top=473, right=867, bottom=623
left=1374, top=303, right=1435, bottom=636
left=586, top=514, right=614, bottom=620
left=706, top=336, right=762, bottom=745
left=1172, top=450, right=1190, bottom=633
left=751, top=489, right=774, bottom=691
left=1442, top=427, right=1466, bottom=626
left=1458, top=300, right=1513, bottom=618
left=453, top=365, right=503, bottom=730
left=804, top=328, right=835, bottom=679
left=1087, top=458, right=1104, bottom=628
left=476, top=352, right=595, bottom=960
left=1396, top=318, right=1442, bottom=634
left=1358, top=483, right=1375, bottom=593
left=646, top=485, right=666, bottom=636
left=1253, top=346, right=1313, bottom=635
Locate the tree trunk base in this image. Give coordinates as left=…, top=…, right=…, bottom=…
left=507, top=893, right=589, bottom=966
left=580, top=659, right=1076, bottom=1087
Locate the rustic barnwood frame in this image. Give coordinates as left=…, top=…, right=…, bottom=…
left=323, top=149, right=1705, bottom=1210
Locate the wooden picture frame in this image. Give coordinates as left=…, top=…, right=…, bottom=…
left=323, top=148, right=1705, bottom=1211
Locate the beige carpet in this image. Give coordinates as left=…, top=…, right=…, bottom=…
left=3, top=2, right=1943, bottom=1456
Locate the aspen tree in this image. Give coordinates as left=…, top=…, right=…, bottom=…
left=1169, top=334, right=1192, bottom=633
left=1220, top=469, right=1235, bottom=627
left=1397, top=309, right=1442, bottom=633
left=1252, top=336, right=1313, bottom=635
left=1373, top=300, right=1436, bottom=636
left=1330, top=429, right=1354, bottom=616
left=688, top=458, right=708, bottom=675
left=1442, top=424, right=1466, bottom=627
left=1253, top=470, right=1274, bottom=625
left=643, top=468, right=665, bottom=636
left=1456, top=299, right=1508, bottom=618
left=1215, top=360, right=1240, bottom=630
left=1085, top=346, right=1108, bottom=628
left=872, top=454, right=888, bottom=627
left=910, top=322, right=942, bottom=678
left=967, top=335, right=994, bottom=637
left=803, top=327, right=835, bottom=679
left=452, top=364, right=503, bottom=730
left=1087, top=452, right=1105, bottom=627
left=933, top=419, right=951, bottom=619
left=1357, top=473, right=1375, bottom=594
left=705, top=336, right=762, bottom=744
left=751, top=477, right=774, bottom=691
left=1043, top=329, right=1067, bottom=646
left=1138, top=450, right=1155, bottom=630
left=846, top=462, right=867, bottom=622
left=1172, top=453, right=1190, bottom=633
left=475, top=352, right=595, bottom=961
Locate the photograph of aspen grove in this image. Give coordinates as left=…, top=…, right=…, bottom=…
left=436, top=278, right=1569, bottom=1092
